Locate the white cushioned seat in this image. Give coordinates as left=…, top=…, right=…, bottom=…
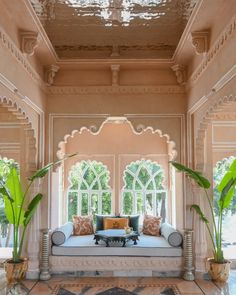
left=51, top=233, right=182, bottom=257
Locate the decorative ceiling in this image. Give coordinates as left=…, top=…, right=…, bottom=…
left=30, top=0, right=198, bottom=59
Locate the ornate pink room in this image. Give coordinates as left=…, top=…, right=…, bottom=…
left=0, top=0, right=236, bottom=294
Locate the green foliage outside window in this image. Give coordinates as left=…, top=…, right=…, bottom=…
left=67, top=160, right=111, bottom=220
left=213, top=156, right=236, bottom=216
left=122, top=159, right=166, bottom=217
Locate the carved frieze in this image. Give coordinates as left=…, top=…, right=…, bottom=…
left=48, top=85, right=185, bottom=95
left=191, top=31, right=209, bottom=55
left=20, top=31, right=40, bottom=56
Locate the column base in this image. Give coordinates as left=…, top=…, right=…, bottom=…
left=39, top=271, right=51, bottom=281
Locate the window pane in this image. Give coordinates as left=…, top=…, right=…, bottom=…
left=138, top=167, right=150, bottom=186
left=123, top=192, right=132, bottom=215
left=102, top=192, right=111, bottom=214
left=145, top=193, right=153, bottom=215
left=81, top=193, right=88, bottom=215
left=124, top=172, right=134, bottom=189
left=68, top=192, right=77, bottom=221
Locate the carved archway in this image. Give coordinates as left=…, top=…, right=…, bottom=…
left=0, top=96, right=37, bottom=175
left=57, top=117, right=177, bottom=161
left=195, top=94, right=236, bottom=171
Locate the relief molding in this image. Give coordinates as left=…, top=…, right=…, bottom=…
left=49, top=256, right=183, bottom=272
left=48, top=85, right=185, bottom=95
left=111, top=64, right=120, bottom=86
left=20, top=31, right=40, bottom=56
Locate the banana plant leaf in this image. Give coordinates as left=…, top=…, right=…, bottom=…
left=170, top=161, right=210, bottom=189
left=190, top=204, right=209, bottom=223
left=23, top=193, right=43, bottom=226
left=1, top=167, right=24, bottom=225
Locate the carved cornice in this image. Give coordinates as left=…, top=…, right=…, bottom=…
left=48, top=85, right=185, bottom=95
left=45, top=64, right=60, bottom=86
left=191, top=31, right=209, bottom=55
left=49, top=256, right=183, bottom=272
left=190, top=15, right=236, bottom=84
left=0, top=25, right=42, bottom=84
left=171, top=64, right=186, bottom=85
left=20, top=31, right=40, bottom=56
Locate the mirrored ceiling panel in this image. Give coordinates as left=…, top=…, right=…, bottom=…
left=30, top=0, right=197, bottom=59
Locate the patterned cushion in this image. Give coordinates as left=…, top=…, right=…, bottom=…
left=142, top=215, right=162, bottom=236
left=72, top=215, right=94, bottom=235
left=103, top=217, right=129, bottom=230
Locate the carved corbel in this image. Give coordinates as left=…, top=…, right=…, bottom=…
left=110, top=45, right=120, bottom=57
left=45, top=65, right=59, bottom=86
left=20, top=31, right=39, bottom=56
left=171, top=64, right=186, bottom=85
left=191, top=31, right=209, bottom=55
left=111, top=64, right=120, bottom=86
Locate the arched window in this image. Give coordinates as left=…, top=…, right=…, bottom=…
left=67, top=160, right=112, bottom=221
left=121, top=159, right=167, bottom=221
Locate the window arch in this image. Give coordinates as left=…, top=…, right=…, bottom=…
left=121, top=159, right=167, bottom=221
left=67, top=160, right=112, bottom=221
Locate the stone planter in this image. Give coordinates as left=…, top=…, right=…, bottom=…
left=208, top=258, right=231, bottom=282
left=4, top=258, right=28, bottom=285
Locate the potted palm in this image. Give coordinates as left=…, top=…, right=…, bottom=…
left=0, top=155, right=75, bottom=284
left=170, top=159, right=236, bottom=282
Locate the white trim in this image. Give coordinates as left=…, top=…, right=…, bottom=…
left=212, top=65, right=236, bottom=93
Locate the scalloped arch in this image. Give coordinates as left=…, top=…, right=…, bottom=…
left=0, top=95, right=37, bottom=173
left=195, top=94, right=236, bottom=171
left=57, top=118, right=177, bottom=160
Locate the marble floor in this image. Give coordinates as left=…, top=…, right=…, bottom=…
left=6, top=271, right=236, bottom=295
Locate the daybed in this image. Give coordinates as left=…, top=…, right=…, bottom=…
left=40, top=221, right=188, bottom=279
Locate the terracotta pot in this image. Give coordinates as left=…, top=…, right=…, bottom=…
left=207, top=258, right=231, bottom=282
left=4, top=258, right=28, bottom=285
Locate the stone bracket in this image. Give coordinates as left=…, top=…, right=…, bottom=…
left=111, top=64, right=120, bottom=86
left=171, top=64, right=186, bottom=85
left=20, top=31, right=39, bottom=56
left=45, top=64, right=60, bottom=86
left=191, top=31, right=210, bottom=55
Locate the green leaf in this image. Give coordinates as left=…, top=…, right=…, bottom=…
left=29, top=153, right=78, bottom=181
left=190, top=204, right=209, bottom=224
left=2, top=167, right=24, bottom=225
left=218, top=178, right=236, bottom=210
left=170, top=161, right=210, bottom=189
left=24, top=193, right=43, bottom=226
left=218, top=159, right=236, bottom=192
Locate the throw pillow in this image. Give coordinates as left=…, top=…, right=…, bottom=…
left=103, top=217, right=129, bottom=230
left=72, top=215, right=94, bottom=235
left=142, top=215, right=162, bottom=236
left=120, top=215, right=140, bottom=233
left=95, top=214, right=115, bottom=231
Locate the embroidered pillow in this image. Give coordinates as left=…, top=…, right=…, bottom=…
left=72, top=215, right=94, bottom=235
left=142, top=215, right=162, bottom=236
left=103, top=217, right=129, bottom=230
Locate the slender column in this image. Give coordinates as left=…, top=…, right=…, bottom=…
left=192, top=184, right=208, bottom=271
left=183, top=229, right=194, bottom=280
left=39, top=229, right=51, bottom=280
left=26, top=179, right=41, bottom=279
